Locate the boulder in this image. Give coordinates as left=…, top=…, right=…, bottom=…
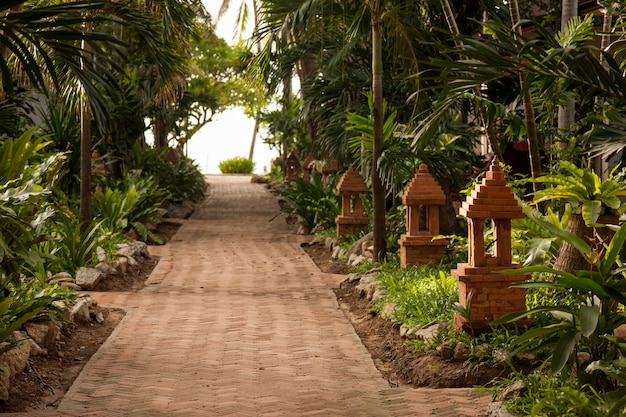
left=453, top=342, right=471, bottom=362
left=0, top=332, right=32, bottom=400
left=347, top=232, right=373, bottom=258
left=71, top=299, right=92, bottom=324
left=76, top=267, right=104, bottom=290
left=96, top=246, right=108, bottom=263
left=23, top=321, right=59, bottom=349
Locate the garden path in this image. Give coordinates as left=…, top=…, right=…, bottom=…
left=6, top=174, right=490, bottom=416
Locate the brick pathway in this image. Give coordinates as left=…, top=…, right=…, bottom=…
left=7, top=175, right=490, bottom=416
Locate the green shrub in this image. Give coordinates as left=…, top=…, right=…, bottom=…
left=273, top=172, right=341, bottom=230
left=134, top=145, right=206, bottom=201
left=218, top=156, right=254, bottom=174
left=94, top=170, right=169, bottom=241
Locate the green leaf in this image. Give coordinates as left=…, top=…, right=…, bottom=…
left=581, top=200, right=602, bottom=225
left=524, top=237, right=556, bottom=266
left=580, top=305, right=600, bottom=337
left=522, top=205, right=591, bottom=257
left=600, top=222, right=626, bottom=277
left=552, top=329, right=581, bottom=374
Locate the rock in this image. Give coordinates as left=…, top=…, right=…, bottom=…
left=26, top=339, right=44, bottom=356
left=168, top=200, right=195, bottom=219
left=453, top=342, right=471, bottom=362
left=121, top=255, right=138, bottom=267
left=347, top=273, right=361, bottom=283
left=349, top=254, right=366, bottom=266
left=494, top=348, right=513, bottom=364
left=363, top=250, right=373, bottom=259
left=96, top=262, right=112, bottom=276
left=355, top=281, right=377, bottom=301
left=0, top=332, right=31, bottom=386
left=436, top=341, right=455, bottom=360
left=415, top=321, right=446, bottom=343
left=23, top=321, right=59, bottom=349
left=485, top=401, right=517, bottom=417
left=75, top=267, right=104, bottom=290
left=331, top=246, right=343, bottom=260
left=116, top=244, right=138, bottom=259
left=296, top=225, right=310, bottom=235
left=95, top=312, right=105, bottom=324
left=96, top=246, right=107, bottom=263
left=614, top=324, right=626, bottom=339
left=71, top=299, right=92, bottom=324
left=324, top=237, right=338, bottom=250
left=379, top=303, right=396, bottom=319
left=400, top=324, right=417, bottom=338
left=131, top=241, right=150, bottom=258
left=347, top=232, right=373, bottom=258
left=116, top=257, right=129, bottom=275
left=515, top=352, right=537, bottom=365
left=498, top=380, right=526, bottom=402
left=577, top=351, right=592, bottom=367
left=60, top=281, right=81, bottom=290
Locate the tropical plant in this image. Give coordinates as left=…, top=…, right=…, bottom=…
left=0, top=131, right=66, bottom=285
left=134, top=145, right=206, bottom=201
left=273, top=172, right=341, bottom=231
left=0, top=277, right=75, bottom=359
left=533, top=161, right=626, bottom=273
left=93, top=171, right=169, bottom=241
left=493, top=216, right=626, bottom=394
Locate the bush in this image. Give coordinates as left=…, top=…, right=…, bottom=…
left=218, top=156, right=254, bottom=174
left=94, top=170, right=169, bottom=241
left=134, top=145, right=206, bottom=201
left=273, top=172, right=341, bottom=230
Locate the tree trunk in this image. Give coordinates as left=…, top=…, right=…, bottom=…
left=79, top=93, right=93, bottom=237
left=553, top=212, right=618, bottom=273
left=557, top=0, right=577, bottom=156
left=509, top=0, right=542, bottom=192
left=371, top=8, right=386, bottom=262
left=154, top=118, right=169, bottom=149
left=248, top=119, right=258, bottom=161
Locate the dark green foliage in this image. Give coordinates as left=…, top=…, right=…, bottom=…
left=94, top=170, right=170, bottom=241
left=134, top=145, right=206, bottom=201
left=274, top=172, right=341, bottom=231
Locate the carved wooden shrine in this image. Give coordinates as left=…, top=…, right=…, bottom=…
left=335, top=166, right=369, bottom=237
left=452, top=157, right=529, bottom=332
left=398, top=164, right=448, bottom=267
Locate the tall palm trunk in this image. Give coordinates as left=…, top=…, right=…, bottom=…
left=79, top=36, right=92, bottom=238
left=509, top=0, right=542, bottom=192
left=370, top=4, right=386, bottom=262
left=557, top=0, right=578, bottom=156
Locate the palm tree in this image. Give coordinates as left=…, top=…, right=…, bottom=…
left=0, top=0, right=206, bottom=227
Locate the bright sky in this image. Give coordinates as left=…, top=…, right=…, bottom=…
left=185, top=1, right=276, bottom=174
